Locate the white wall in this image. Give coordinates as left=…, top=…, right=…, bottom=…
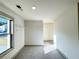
left=55, top=2, right=79, bottom=59
left=0, top=2, right=24, bottom=59
left=24, top=20, right=43, bottom=45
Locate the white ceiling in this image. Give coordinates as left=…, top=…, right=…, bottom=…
left=0, top=0, right=78, bottom=21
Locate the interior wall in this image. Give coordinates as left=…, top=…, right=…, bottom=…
left=24, top=20, right=43, bottom=45
left=0, top=2, right=24, bottom=59
left=43, top=23, right=54, bottom=40
left=55, top=2, right=79, bottom=59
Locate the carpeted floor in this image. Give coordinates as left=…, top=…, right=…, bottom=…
left=14, top=46, right=66, bottom=59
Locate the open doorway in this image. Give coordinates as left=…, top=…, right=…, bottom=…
left=43, top=21, right=56, bottom=54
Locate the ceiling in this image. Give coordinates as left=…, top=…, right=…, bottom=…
left=0, top=0, right=78, bottom=21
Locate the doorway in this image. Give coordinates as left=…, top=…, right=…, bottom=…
left=43, top=21, right=56, bottom=54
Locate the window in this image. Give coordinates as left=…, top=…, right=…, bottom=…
left=0, top=11, right=13, bottom=55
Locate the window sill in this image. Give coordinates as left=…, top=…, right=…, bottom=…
left=0, top=48, right=14, bottom=58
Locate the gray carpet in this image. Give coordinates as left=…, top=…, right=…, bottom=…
left=14, top=46, right=66, bottom=59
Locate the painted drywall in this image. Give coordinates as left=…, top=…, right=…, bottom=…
left=24, top=20, right=43, bottom=45
left=55, top=2, right=79, bottom=59
left=43, top=23, right=54, bottom=40
left=0, top=2, right=24, bottom=59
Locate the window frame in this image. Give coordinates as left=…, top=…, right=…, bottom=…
left=0, top=11, right=14, bottom=58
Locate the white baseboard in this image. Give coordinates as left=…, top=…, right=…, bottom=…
left=56, top=49, right=68, bottom=59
